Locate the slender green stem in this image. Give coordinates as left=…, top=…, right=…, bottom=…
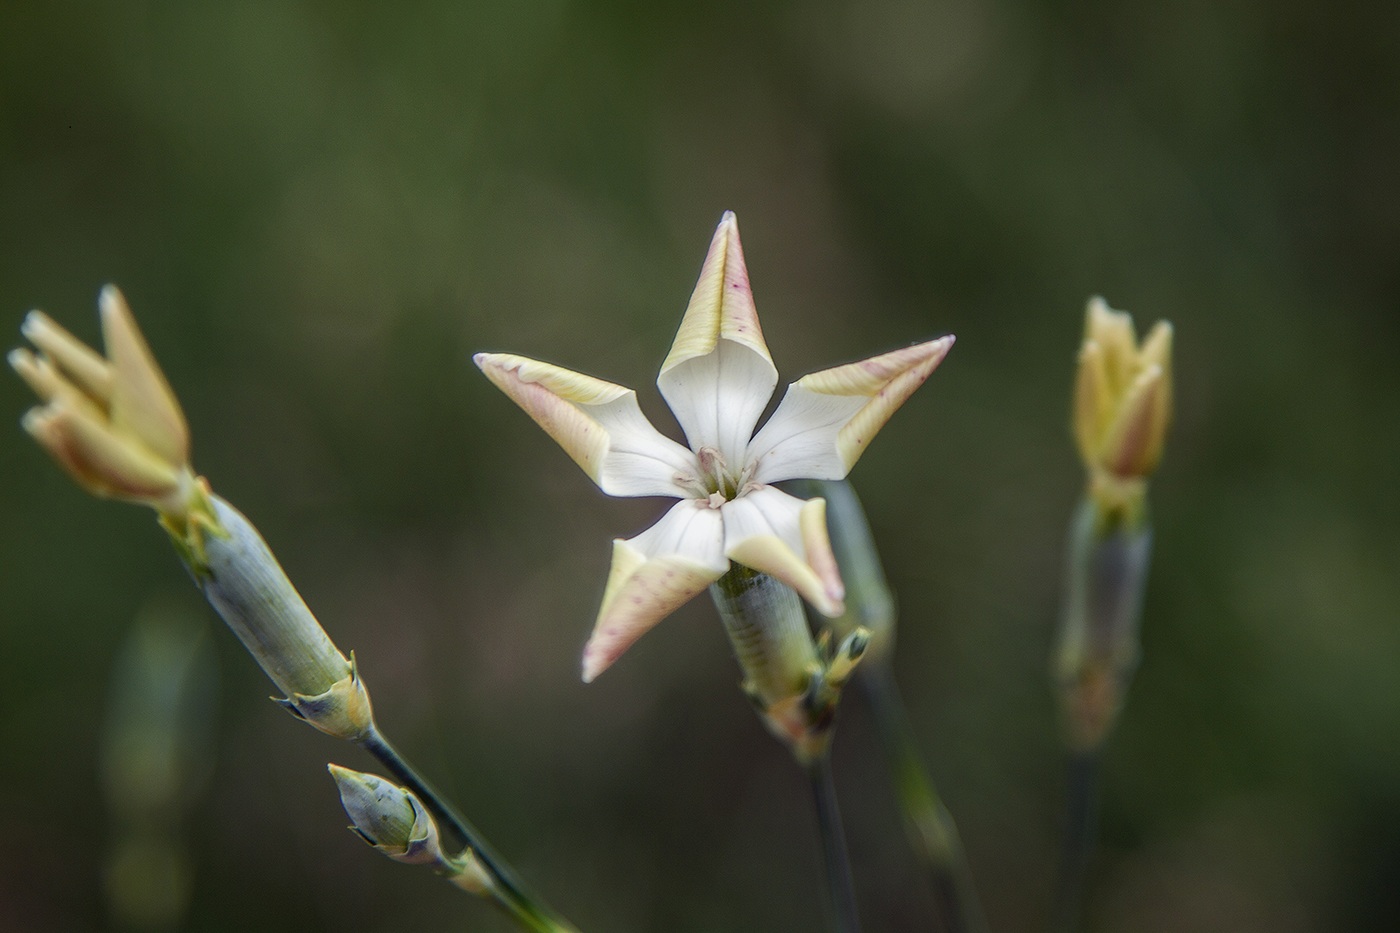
left=1053, top=750, right=1100, bottom=933
left=808, top=754, right=863, bottom=933
left=359, top=726, right=580, bottom=933
left=864, top=664, right=988, bottom=933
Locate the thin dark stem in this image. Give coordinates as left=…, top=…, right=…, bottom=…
left=359, top=726, right=579, bottom=933
left=808, top=754, right=863, bottom=933
left=864, top=664, right=988, bottom=933
left=1054, top=750, right=1101, bottom=933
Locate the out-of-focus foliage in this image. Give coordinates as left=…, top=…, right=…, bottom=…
left=2, top=2, right=1396, bottom=931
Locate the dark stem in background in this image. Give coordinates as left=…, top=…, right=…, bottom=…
left=1054, top=750, right=1101, bottom=933
left=809, top=754, right=864, bottom=933
left=864, top=663, right=989, bottom=933
left=360, top=726, right=580, bottom=933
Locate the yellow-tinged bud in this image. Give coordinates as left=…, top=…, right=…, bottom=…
left=328, top=766, right=445, bottom=866
left=1072, top=297, right=1173, bottom=519
left=10, top=286, right=221, bottom=561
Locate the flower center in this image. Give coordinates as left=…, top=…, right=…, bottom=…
left=697, top=447, right=741, bottom=501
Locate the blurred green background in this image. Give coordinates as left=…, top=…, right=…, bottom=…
left=2, top=2, right=1397, bottom=931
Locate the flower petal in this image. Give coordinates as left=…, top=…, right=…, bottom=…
left=1138, top=319, right=1173, bottom=428
left=657, top=212, right=778, bottom=467
left=101, top=286, right=190, bottom=468
left=1085, top=296, right=1138, bottom=395
left=747, top=337, right=954, bottom=484
left=1073, top=339, right=1112, bottom=467
left=722, top=486, right=844, bottom=617
left=9, top=348, right=108, bottom=423
left=475, top=352, right=699, bottom=498
left=1103, top=363, right=1169, bottom=478
left=582, top=500, right=728, bottom=681
left=22, top=403, right=181, bottom=501
left=19, top=310, right=113, bottom=403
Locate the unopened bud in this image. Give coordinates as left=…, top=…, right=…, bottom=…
left=328, top=766, right=443, bottom=866
left=10, top=286, right=222, bottom=562
left=1072, top=297, right=1173, bottom=521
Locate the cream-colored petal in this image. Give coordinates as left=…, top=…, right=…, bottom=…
left=9, top=349, right=107, bottom=423
left=722, top=486, right=844, bottom=617
left=1138, top=319, right=1174, bottom=432
left=747, top=337, right=953, bottom=484
left=1072, top=340, right=1112, bottom=466
left=475, top=352, right=698, bottom=498
left=582, top=500, right=727, bottom=681
left=1085, top=296, right=1137, bottom=395
left=1104, top=364, right=1169, bottom=478
left=20, top=310, right=113, bottom=403
left=23, top=404, right=181, bottom=501
left=101, top=286, right=190, bottom=468
left=657, top=211, right=778, bottom=466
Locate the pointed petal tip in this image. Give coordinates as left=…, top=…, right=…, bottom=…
left=916, top=334, right=956, bottom=370
left=580, top=648, right=605, bottom=684
left=97, top=284, right=129, bottom=324
left=20, top=406, right=50, bottom=438
left=581, top=623, right=635, bottom=682
left=19, top=310, right=45, bottom=338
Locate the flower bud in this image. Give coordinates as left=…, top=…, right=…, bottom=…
left=1072, top=297, right=1173, bottom=520
left=328, top=765, right=444, bottom=866
left=10, top=286, right=221, bottom=560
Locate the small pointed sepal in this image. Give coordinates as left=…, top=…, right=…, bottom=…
left=756, top=625, right=872, bottom=765
left=277, top=653, right=374, bottom=741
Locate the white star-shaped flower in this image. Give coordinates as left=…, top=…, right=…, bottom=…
left=476, top=212, right=953, bottom=682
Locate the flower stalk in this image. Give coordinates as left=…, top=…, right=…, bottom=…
left=1052, top=297, right=1173, bottom=930
left=804, top=479, right=988, bottom=933
left=1055, top=296, right=1171, bottom=753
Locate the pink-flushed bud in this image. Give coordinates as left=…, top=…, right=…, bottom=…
left=11, top=286, right=220, bottom=561
left=1072, top=297, right=1173, bottom=517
